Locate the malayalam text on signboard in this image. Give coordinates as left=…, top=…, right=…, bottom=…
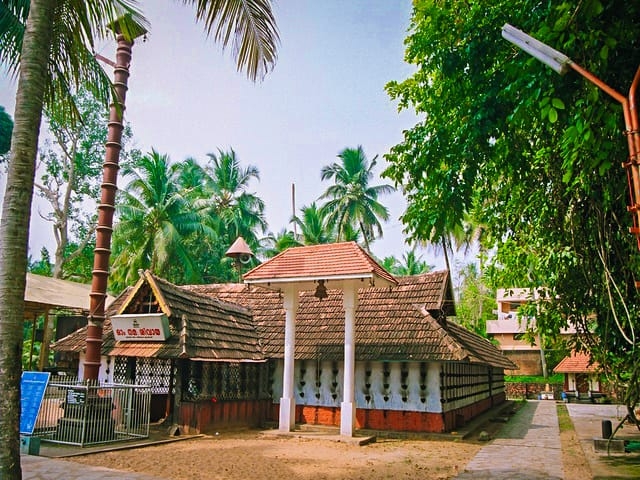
left=111, top=313, right=171, bottom=341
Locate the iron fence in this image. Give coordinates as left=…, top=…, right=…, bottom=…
left=33, top=376, right=151, bottom=447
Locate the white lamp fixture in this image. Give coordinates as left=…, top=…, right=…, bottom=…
left=501, top=24, right=572, bottom=75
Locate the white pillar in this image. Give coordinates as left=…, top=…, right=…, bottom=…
left=341, top=284, right=358, bottom=436
left=280, top=288, right=298, bottom=432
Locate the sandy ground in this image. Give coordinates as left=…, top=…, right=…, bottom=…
left=52, top=402, right=640, bottom=480
left=65, top=430, right=483, bottom=480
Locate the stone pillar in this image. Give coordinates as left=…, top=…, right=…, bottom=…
left=341, top=284, right=358, bottom=436
left=280, top=288, right=298, bottom=432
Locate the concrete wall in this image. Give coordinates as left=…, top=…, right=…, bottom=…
left=77, top=352, right=111, bottom=384
left=564, top=373, right=600, bottom=393
left=503, top=350, right=543, bottom=375
left=72, top=355, right=507, bottom=434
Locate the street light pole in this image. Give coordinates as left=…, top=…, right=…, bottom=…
left=502, top=24, right=640, bottom=249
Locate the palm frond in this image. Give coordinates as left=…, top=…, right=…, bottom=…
left=184, top=0, right=279, bottom=81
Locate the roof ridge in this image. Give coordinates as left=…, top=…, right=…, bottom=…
left=152, top=273, right=251, bottom=316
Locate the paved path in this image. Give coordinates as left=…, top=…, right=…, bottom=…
left=21, top=455, right=165, bottom=480
left=566, top=403, right=640, bottom=479
left=455, top=400, right=563, bottom=479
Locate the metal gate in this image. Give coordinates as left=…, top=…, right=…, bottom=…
left=33, top=376, right=151, bottom=447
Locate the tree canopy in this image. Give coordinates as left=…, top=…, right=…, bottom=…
left=386, top=0, right=640, bottom=412
left=36, top=88, right=140, bottom=279
left=320, top=146, right=395, bottom=252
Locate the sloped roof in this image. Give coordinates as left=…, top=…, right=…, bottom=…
left=23, top=273, right=115, bottom=317
left=52, top=287, right=132, bottom=354
left=442, top=322, right=517, bottom=370
left=53, top=272, right=263, bottom=362
left=553, top=351, right=599, bottom=373
left=54, top=270, right=514, bottom=369
left=242, top=241, right=397, bottom=290
left=187, top=271, right=513, bottom=368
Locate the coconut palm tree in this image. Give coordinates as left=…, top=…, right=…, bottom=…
left=379, top=250, right=433, bottom=276
left=110, top=150, right=210, bottom=289
left=291, top=202, right=335, bottom=245
left=396, top=249, right=434, bottom=275
left=195, top=149, right=267, bottom=248
left=380, top=255, right=400, bottom=274
left=319, top=146, right=395, bottom=251
left=174, top=150, right=266, bottom=278
left=0, top=3, right=145, bottom=476
left=261, top=228, right=301, bottom=258
left=0, top=2, right=278, bottom=474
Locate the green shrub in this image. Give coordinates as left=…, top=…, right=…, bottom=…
left=505, top=374, right=563, bottom=384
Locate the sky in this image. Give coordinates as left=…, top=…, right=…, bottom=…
left=0, top=1, right=471, bottom=271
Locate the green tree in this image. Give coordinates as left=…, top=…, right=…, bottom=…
left=395, top=249, right=434, bottom=276
left=36, top=88, right=140, bottom=279
left=379, top=250, right=433, bottom=276
left=187, top=149, right=267, bottom=249
left=454, top=263, right=494, bottom=336
left=386, top=0, right=640, bottom=418
left=319, top=146, right=395, bottom=251
left=292, top=202, right=335, bottom=245
left=261, top=228, right=301, bottom=258
left=0, top=105, right=12, bottom=156
left=61, top=239, right=96, bottom=283
left=28, top=247, right=52, bottom=277
left=380, top=255, right=400, bottom=274
left=110, top=150, right=208, bottom=290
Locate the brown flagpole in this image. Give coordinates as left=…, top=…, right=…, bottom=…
left=84, top=23, right=145, bottom=381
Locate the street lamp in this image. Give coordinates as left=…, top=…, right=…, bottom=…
left=502, top=24, right=640, bottom=250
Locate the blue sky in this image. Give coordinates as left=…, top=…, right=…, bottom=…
left=1, top=1, right=470, bottom=271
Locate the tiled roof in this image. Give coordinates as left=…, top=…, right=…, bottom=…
left=52, top=287, right=132, bottom=354
left=553, top=351, right=599, bottom=373
left=53, top=270, right=515, bottom=369
left=443, top=322, right=517, bottom=370
left=188, top=271, right=513, bottom=368
left=52, top=273, right=263, bottom=362
left=243, top=241, right=397, bottom=287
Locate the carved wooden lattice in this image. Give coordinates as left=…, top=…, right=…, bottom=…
left=113, top=356, right=171, bottom=394
left=181, top=360, right=270, bottom=401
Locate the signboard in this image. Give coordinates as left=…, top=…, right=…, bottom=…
left=20, top=371, right=50, bottom=434
left=111, top=313, right=171, bottom=341
left=67, top=388, right=86, bottom=405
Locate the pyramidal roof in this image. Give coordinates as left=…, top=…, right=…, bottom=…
left=243, top=241, right=397, bottom=290
left=553, top=351, right=599, bottom=373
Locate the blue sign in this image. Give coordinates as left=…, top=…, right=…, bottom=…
left=20, top=371, right=50, bottom=435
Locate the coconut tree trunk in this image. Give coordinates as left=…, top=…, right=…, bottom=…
left=0, top=1, right=56, bottom=477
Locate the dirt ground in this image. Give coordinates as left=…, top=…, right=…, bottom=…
left=61, top=402, right=638, bottom=480
left=65, top=429, right=484, bottom=480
